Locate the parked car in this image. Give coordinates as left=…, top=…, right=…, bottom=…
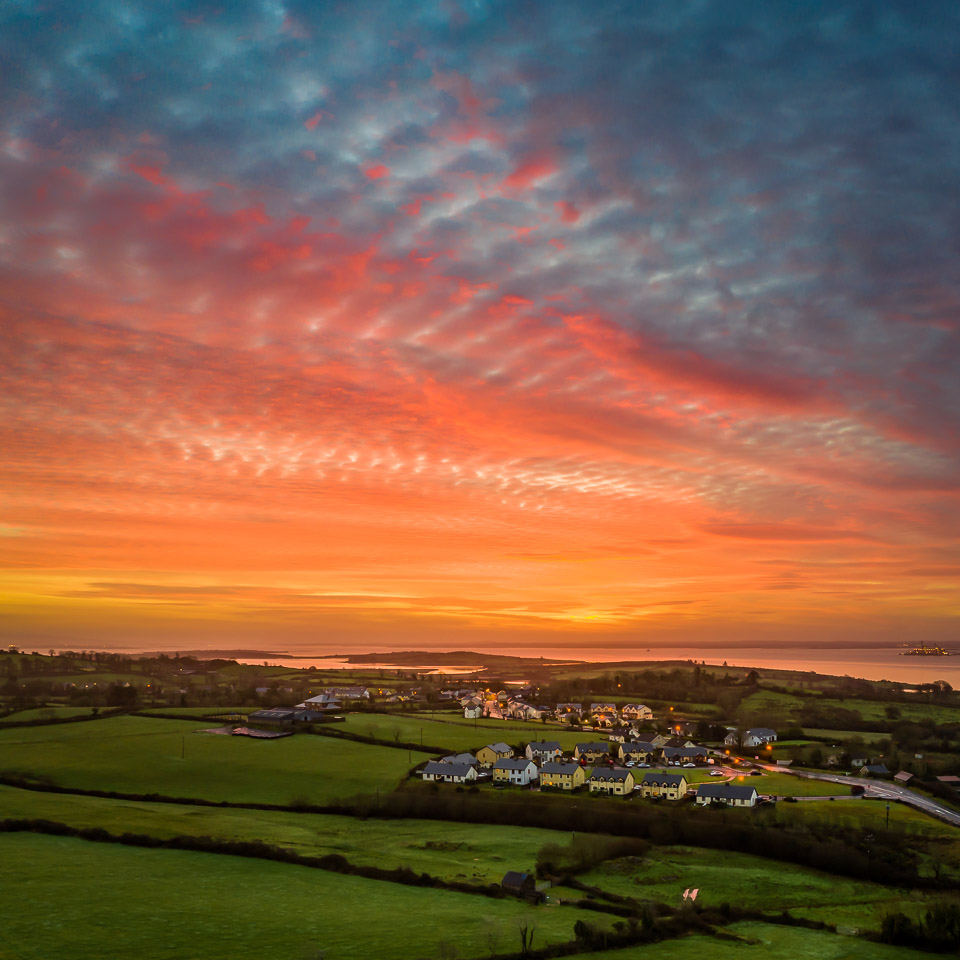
left=637, top=762, right=650, bottom=768
left=710, top=770, right=725, bottom=776
left=750, top=770, right=762, bottom=776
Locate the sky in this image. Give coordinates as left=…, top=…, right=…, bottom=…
left=1, top=0, right=959, bottom=654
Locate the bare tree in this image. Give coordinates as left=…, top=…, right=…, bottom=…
left=517, top=922, right=536, bottom=958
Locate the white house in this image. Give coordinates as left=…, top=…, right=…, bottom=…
left=695, top=782, right=757, bottom=807
left=463, top=700, right=483, bottom=719
left=493, top=758, right=539, bottom=786
left=422, top=761, right=477, bottom=783
left=724, top=727, right=777, bottom=748
left=525, top=741, right=562, bottom=763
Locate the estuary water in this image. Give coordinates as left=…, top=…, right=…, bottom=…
left=236, top=644, right=960, bottom=685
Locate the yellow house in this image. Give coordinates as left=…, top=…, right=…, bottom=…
left=639, top=772, right=687, bottom=800
left=476, top=742, right=513, bottom=768
left=619, top=741, right=657, bottom=763
left=574, top=742, right=611, bottom=763
left=588, top=768, right=635, bottom=796
left=539, top=761, right=586, bottom=790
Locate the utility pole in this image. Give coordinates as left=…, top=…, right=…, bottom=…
left=886, top=801, right=890, bottom=829
left=181, top=736, right=185, bottom=760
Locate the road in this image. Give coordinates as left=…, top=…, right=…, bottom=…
left=757, top=762, right=960, bottom=828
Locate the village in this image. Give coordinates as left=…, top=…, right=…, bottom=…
left=235, top=683, right=923, bottom=811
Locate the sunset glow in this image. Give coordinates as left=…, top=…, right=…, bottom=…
left=2, top=3, right=958, bottom=651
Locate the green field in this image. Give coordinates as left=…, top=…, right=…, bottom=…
left=575, top=845, right=937, bottom=932
left=343, top=712, right=593, bottom=752
left=0, top=715, right=429, bottom=805
left=135, top=706, right=255, bottom=717
left=1, top=833, right=592, bottom=960
left=770, top=797, right=958, bottom=837
left=802, top=728, right=890, bottom=744
left=572, top=921, right=937, bottom=959
left=0, top=706, right=101, bottom=724
left=0, top=784, right=562, bottom=883
left=745, top=772, right=850, bottom=797
left=741, top=689, right=960, bottom=726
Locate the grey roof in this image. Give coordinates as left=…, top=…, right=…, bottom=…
left=249, top=709, right=297, bottom=720
left=540, top=762, right=581, bottom=775
left=485, top=742, right=512, bottom=754
left=662, top=746, right=703, bottom=759
left=494, top=758, right=536, bottom=771
left=641, top=773, right=686, bottom=786
left=441, top=752, right=477, bottom=765
left=424, top=761, right=473, bottom=778
left=591, top=768, right=633, bottom=782
left=746, top=727, right=777, bottom=738
left=697, top=782, right=757, bottom=801
left=576, top=742, right=611, bottom=753
left=621, top=741, right=656, bottom=753
left=528, top=741, right=561, bottom=752
left=502, top=871, right=533, bottom=887
left=862, top=763, right=890, bottom=774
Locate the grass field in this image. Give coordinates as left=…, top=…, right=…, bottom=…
left=745, top=772, right=850, bottom=797
left=343, top=712, right=594, bottom=752
left=1, top=833, right=592, bottom=960
left=575, top=845, right=934, bottom=931
left=135, top=706, right=255, bottom=717
left=0, top=715, right=429, bottom=805
left=802, top=728, right=889, bottom=744
left=571, top=921, right=937, bottom=959
left=741, top=689, right=960, bottom=726
left=0, top=784, right=568, bottom=883
left=769, top=797, right=959, bottom=837
left=0, top=706, right=100, bottom=724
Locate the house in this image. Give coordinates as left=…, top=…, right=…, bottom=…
left=441, top=752, right=478, bottom=767
left=463, top=700, right=483, bottom=719
left=860, top=763, right=891, bottom=778
left=555, top=703, right=582, bottom=722
left=574, top=742, right=611, bottom=763
left=493, top=758, right=539, bottom=786
left=506, top=700, right=548, bottom=722
left=526, top=741, right=562, bottom=763
left=724, top=729, right=776, bottom=748
left=421, top=761, right=477, bottom=783
left=589, top=768, right=635, bottom=796
left=590, top=702, right=618, bottom=715
left=539, top=761, right=585, bottom=790
left=523, top=704, right=552, bottom=720
left=696, top=783, right=758, bottom=807
left=320, top=686, right=370, bottom=701
left=893, top=771, right=914, bottom=785
left=482, top=700, right=505, bottom=720
left=300, top=694, right=343, bottom=713
left=501, top=871, right=537, bottom=898
left=621, top=704, right=653, bottom=721
left=654, top=733, right=696, bottom=749
left=937, top=775, right=960, bottom=790
left=477, top=743, right=514, bottom=767
left=619, top=741, right=657, bottom=763
left=662, top=746, right=706, bottom=764
left=248, top=708, right=300, bottom=728
left=639, top=772, right=688, bottom=800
